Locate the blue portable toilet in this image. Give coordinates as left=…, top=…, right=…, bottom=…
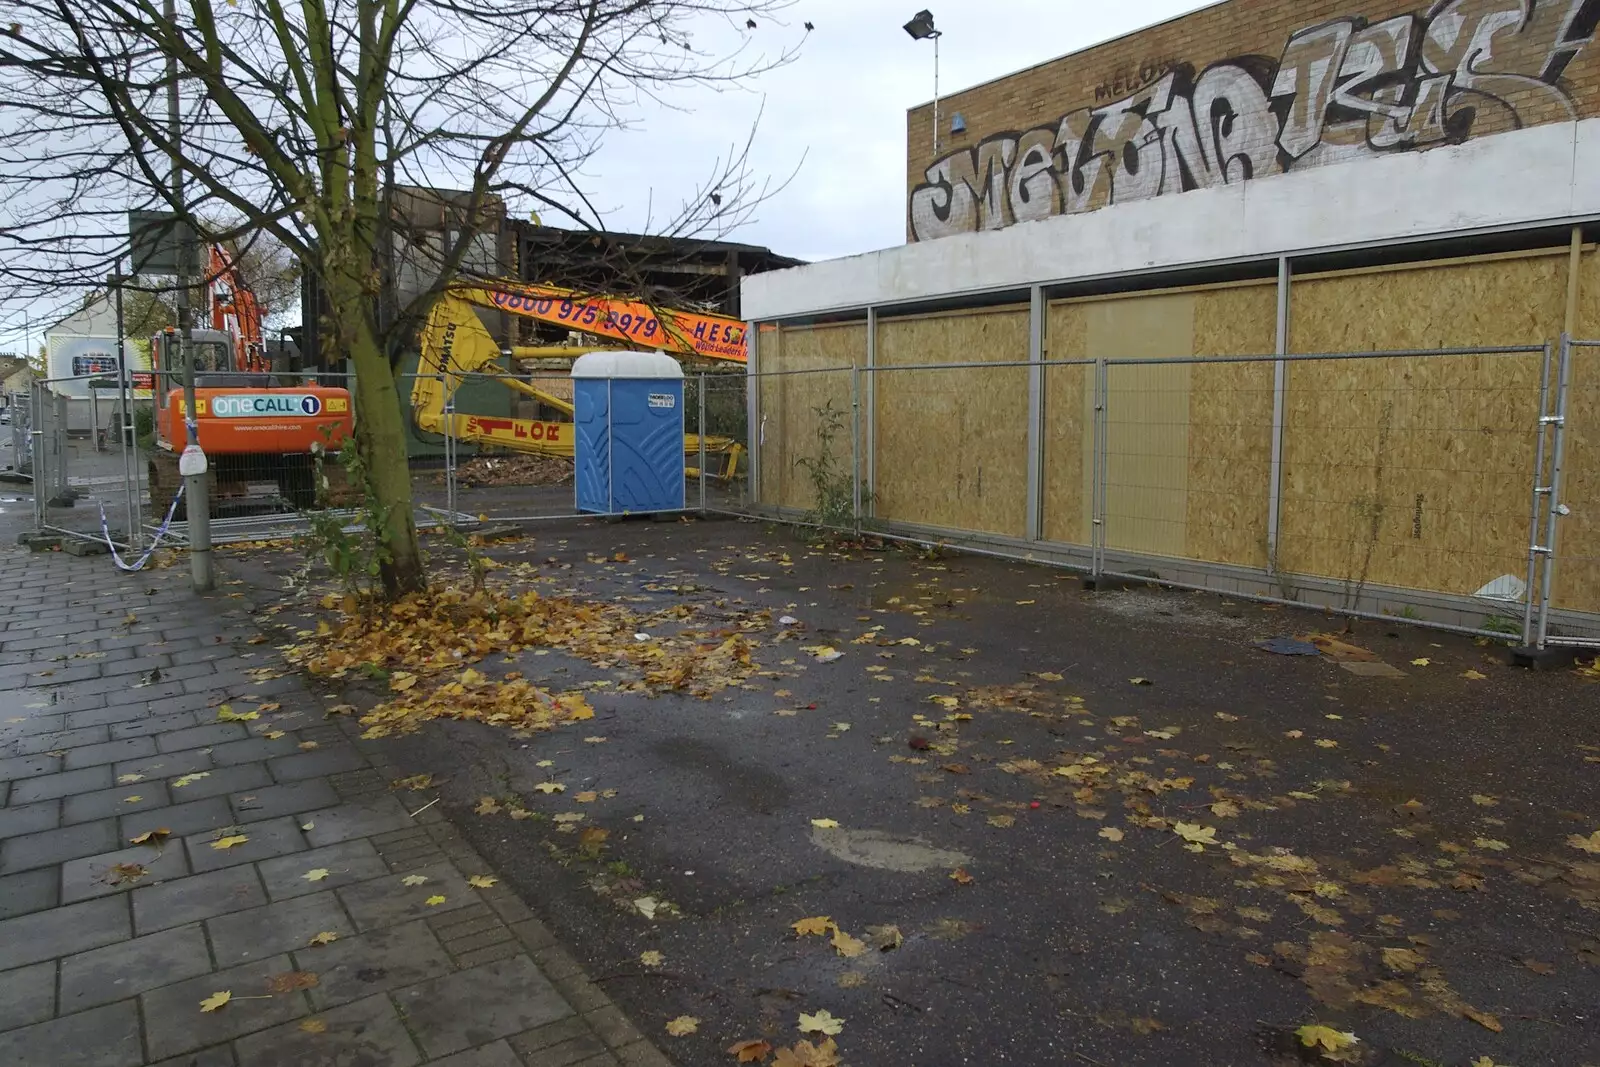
left=572, top=351, right=686, bottom=514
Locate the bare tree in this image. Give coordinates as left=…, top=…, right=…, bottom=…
left=0, top=0, right=802, bottom=594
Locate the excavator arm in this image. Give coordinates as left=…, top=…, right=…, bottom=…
left=411, top=281, right=746, bottom=468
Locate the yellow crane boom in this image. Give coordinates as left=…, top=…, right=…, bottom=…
left=411, top=281, right=744, bottom=471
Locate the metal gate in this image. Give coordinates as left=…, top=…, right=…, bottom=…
left=1532, top=336, right=1600, bottom=650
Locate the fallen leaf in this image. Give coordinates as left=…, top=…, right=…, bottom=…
left=123, top=795, right=143, bottom=804
left=117, top=773, right=144, bottom=784
left=307, top=931, right=340, bottom=946
left=1567, top=830, right=1600, bottom=854
left=533, top=783, right=565, bottom=794
left=199, top=991, right=232, bottom=1012
left=810, top=818, right=839, bottom=829
left=1129, top=677, right=1153, bottom=686
left=172, top=773, right=209, bottom=788
left=865, top=924, right=903, bottom=951
left=129, top=828, right=170, bottom=846
left=1099, top=827, right=1125, bottom=842
left=297, top=741, right=319, bottom=751
left=216, top=705, right=259, bottom=722
left=1210, top=800, right=1241, bottom=818
left=1381, top=947, right=1425, bottom=973
left=792, top=916, right=832, bottom=937
left=1314, top=739, right=1338, bottom=749
left=830, top=926, right=867, bottom=958
left=634, top=897, right=659, bottom=919
left=729, top=1038, right=773, bottom=1062
left=210, top=835, right=249, bottom=850
left=265, top=970, right=319, bottom=994
left=467, top=874, right=498, bottom=888
left=392, top=774, right=435, bottom=791
left=1471, top=794, right=1499, bottom=807
left=987, top=814, right=1015, bottom=828
left=104, top=861, right=148, bottom=885
left=302, top=868, right=330, bottom=882
left=298, top=1019, right=328, bottom=1034
left=1295, top=1024, right=1358, bottom=1053
left=474, top=796, right=502, bottom=815
left=1474, top=837, right=1509, bottom=852
left=1173, top=823, right=1217, bottom=848
left=1411, top=658, right=1431, bottom=667
left=1463, top=669, right=1487, bottom=680
left=836, top=972, right=867, bottom=989
left=949, top=867, right=974, bottom=885
left=424, top=895, right=446, bottom=906
left=1522, top=957, right=1556, bottom=975
left=665, top=1015, right=700, bottom=1037
left=797, top=1010, right=844, bottom=1036
left=402, top=875, right=429, bottom=886
left=774, top=1039, right=840, bottom=1067
left=1285, top=730, right=1304, bottom=739
left=1463, top=1006, right=1503, bottom=1032
left=640, top=950, right=665, bottom=967
left=584, top=736, right=607, bottom=743
left=574, top=791, right=598, bottom=803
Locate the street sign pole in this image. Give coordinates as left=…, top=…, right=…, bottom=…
left=165, top=0, right=213, bottom=591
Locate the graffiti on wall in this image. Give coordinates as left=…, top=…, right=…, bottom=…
left=909, top=0, right=1600, bottom=241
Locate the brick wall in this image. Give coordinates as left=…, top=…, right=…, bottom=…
left=906, top=0, right=1600, bottom=242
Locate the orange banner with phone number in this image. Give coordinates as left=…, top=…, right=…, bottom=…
left=461, top=283, right=748, bottom=364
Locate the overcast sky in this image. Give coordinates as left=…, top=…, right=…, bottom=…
left=578, top=0, right=1213, bottom=262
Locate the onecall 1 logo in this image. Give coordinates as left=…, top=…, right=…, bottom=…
left=211, top=393, right=324, bottom=417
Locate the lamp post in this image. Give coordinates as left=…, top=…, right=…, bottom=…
left=903, top=10, right=942, bottom=156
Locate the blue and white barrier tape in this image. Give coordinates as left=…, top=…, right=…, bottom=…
left=98, top=483, right=186, bottom=572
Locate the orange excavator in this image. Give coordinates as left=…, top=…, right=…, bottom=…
left=148, top=245, right=354, bottom=515
left=411, top=279, right=746, bottom=475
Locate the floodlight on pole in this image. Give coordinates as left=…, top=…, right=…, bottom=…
left=903, top=10, right=942, bottom=155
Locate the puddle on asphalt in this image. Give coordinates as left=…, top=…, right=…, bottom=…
left=810, top=826, right=971, bottom=872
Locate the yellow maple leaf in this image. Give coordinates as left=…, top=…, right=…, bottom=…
left=533, top=782, right=565, bottom=794
left=1463, top=669, right=1487, bottom=680
left=468, top=874, right=498, bottom=888
left=122, top=795, right=142, bottom=804
left=216, top=705, right=258, bottom=722
left=640, top=950, right=665, bottom=966
left=199, top=990, right=232, bottom=1012
left=302, top=868, right=330, bottom=882
left=1411, top=658, right=1431, bottom=667
left=172, top=772, right=210, bottom=788
left=1210, top=800, right=1241, bottom=818
left=401, top=874, right=429, bottom=886
left=830, top=926, right=867, bottom=958
left=574, top=791, right=598, bottom=803
left=1099, top=827, right=1124, bottom=842
left=1314, top=738, right=1338, bottom=748
left=792, top=916, right=832, bottom=937
left=728, top=1039, right=773, bottom=1062
left=425, top=894, right=446, bottom=906
left=1471, top=794, right=1499, bottom=807
left=797, top=1009, right=844, bottom=1036
left=390, top=672, right=418, bottom=691
left=664, top=1015, right=699, bottom=1037
left=299, top=1019, right=327, bottom=1034
left=210, top=835, right=249, bottom=850
left=1172, top=823, right=1217, bottom=847
left=307, top=931, right=339, bottom=946
left=810, top=818, right=839, bottom=829
left=474, top=797, right=502, bottom=815
left=128, top=828, right=170, bottom=845
left=1295, top=1024, right=1358, bottom=1052
left=1567, top=830, right=1600, bottom=854
left=1474, top=837, right=1509, bottom=851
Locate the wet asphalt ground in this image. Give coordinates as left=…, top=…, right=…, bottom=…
left=233, top=515, right=1600, bottom=1067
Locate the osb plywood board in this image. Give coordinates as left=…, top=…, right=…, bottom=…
left=1186, top=285, right=1277, bottom=569
left=1090, top=293, right=1194, bottom=560
left=875, top=308, right=1028, bottom=537
left=1279, top=254, right=1560, bottom=594
left=757, top=324, right=863, bottom=511
left=1043, top=300, right=1089, bottom=545
left=1555, top=248, right=1599, bottom=613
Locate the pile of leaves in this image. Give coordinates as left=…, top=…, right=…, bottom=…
left=284, top=585, right=765, bottom=738
left=444, top=453, right=574, bottom=488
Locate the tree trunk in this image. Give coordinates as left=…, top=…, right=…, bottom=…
left=338, top=288, right=426, bottom=597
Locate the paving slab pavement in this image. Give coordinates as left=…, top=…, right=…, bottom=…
left=0, top=545, right=670, bottom=1067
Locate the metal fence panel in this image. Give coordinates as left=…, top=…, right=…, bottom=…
left=1539, top=337, right=1600, bottom=649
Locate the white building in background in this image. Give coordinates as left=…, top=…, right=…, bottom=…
left=43, top=293, right=153, bottom=433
